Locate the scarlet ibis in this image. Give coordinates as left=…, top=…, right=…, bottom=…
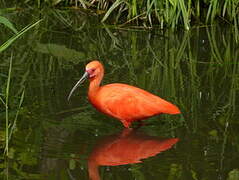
left=68, top=60, right=180, bottom=128
left=88, top=128, right=179, bottom=180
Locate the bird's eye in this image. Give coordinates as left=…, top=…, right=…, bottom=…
left=88, top=69, right=96, bottom=75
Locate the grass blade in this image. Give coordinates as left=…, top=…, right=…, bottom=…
left=0, top=19, right=42, bottom=53
left=178, top=0, right=189, bottom=30
left=101, top=0, right=124, bottom=23
left=0, top=15, right=18, bottom=34
left=0, top=96, right=6, bottom=106
left=4, top=53, right=12, bottom=156
left=9, top=89, right=25, bottom=141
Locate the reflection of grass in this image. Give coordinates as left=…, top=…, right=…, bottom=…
left=0, top=19, right=42, bottom=53
left=3, top=55, right=26, bottom=157
left=4, top=54, right=12, bottom=156
left=0, top=17, right=42, bottom=157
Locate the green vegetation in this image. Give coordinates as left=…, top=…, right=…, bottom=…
left=6, top=0, right=239, bottom=30
left=0, top=15, right=42, bottom=156
left=0, top=6, right=238, bottom=180
left=0, top=20, right=43, bottom=53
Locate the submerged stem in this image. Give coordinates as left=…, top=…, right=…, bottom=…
left=4, top=54, right=13, bottom=156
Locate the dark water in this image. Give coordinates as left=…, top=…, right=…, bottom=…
left=1, top=8, right=239, bottom=180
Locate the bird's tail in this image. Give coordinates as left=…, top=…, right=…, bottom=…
left=158, top=98, right=181, bottom=114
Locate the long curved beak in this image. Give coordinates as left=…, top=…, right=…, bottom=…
left=67, top=71, right=89, bottom=101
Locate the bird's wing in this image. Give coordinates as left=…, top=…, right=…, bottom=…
left=96, top=83, right=172, bottom=121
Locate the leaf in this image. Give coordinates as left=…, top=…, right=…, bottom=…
left=178, top=0, right=189, bottom=30
left=8, top=148, right=15, bottom=159
left=227, top=169, right=239, bottom=180
left=0, top=19, right=42, bottom=53
left=34, top=43, right=86, bottom=63
left=169, top=0, right=177, bottom=7
left=9, top=89, right=25, bottom=141
left=69, top=159, right=76, bottom=170
left=101, top=0, right=124, bottom=22
left=0, top=130, right=5, bottom=142
left=168, top=163, right=182, bottom=180
left=52, top=0, right=62, bottom=5
left=17, top=152, right=37, bottom=166
left=0, top=16, right=18, bottom=34
left=209, top=129, right=218, bottom=137
left=0, top=97, right=5, bottom=107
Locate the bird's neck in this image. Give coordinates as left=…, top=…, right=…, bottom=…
left=88, top=74, right=103, bottom=98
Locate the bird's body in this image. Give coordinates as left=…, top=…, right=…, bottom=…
left=89, top=83, right=180, bottom=128
left=68, top=60, right=180, bottom=128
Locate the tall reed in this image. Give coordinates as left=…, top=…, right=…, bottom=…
left=0, top=19, right=43, bottom=53
left=10, top=0, right=239, bottom=30
left=0, top=17, right=42, bottom=157
left=4, top=54, right=12, bottom=156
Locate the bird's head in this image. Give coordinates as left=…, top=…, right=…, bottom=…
left=85, top=60, right=104, bottom=79
left=67, top=60, right=104, bottom=101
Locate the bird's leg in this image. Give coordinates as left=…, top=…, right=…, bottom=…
left=121, top=120, right=131, bottom=128
left=119, top=128, right=133, bottom=138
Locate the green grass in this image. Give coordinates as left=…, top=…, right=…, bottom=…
left=4, top=54, right=12, bottom=156
left=0, top=9, right=238, bottom=179
left=0, top=16, right=42, bottom=157
left=0, top=19, right=43, bottom=53
left=7, top=0, right=239, bottom=30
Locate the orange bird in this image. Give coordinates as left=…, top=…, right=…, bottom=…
left=68, top=60, right=180, bottom=128
left=88, top=128, right=179, bottom=180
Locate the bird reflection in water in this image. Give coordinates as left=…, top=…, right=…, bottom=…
left=88, top=128, right=179, bottom=180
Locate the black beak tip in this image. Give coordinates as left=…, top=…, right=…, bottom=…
left=67, top=71, right=89, bottom=102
